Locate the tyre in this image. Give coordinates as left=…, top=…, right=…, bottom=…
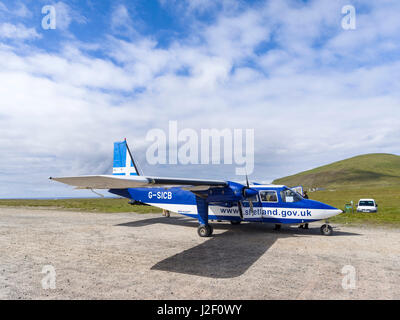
left=197, top=224, right=212, bottom=237
left=230, top=220, right=241, bottom=225
left=320, top=224, right=333, bottom=236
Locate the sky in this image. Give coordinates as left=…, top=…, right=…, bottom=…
left=0, top=0, right=399, bottom=198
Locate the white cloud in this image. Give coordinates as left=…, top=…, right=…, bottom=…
left=111, top=4, right=131, bottom=29
left=0, top=1, right=8, bottom=12
left=110, top=4, right=143, bottom=38
left=13, top=2, right=31, bottom=18
left=158, top=0, right=217, bottom=13
left=52, top=1, right=87, bottom=31
left=0, top=0, right=400, bottom=197
left=0, top=22, right=40, bottom=39
left=0, top=1, right=31, bottom=17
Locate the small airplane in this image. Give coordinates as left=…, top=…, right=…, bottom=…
left=51, top=139, right=342, bottom=237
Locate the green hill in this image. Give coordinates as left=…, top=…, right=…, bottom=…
left=273, top=153, right=400, bottom=189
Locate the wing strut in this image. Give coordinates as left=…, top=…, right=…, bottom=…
left=90, top=188, right=104, bottom=198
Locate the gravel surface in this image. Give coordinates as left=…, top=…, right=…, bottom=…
left=0, top=207, right=399, bottom=300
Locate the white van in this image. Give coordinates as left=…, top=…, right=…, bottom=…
left=357, top=199, right=378, bottom=213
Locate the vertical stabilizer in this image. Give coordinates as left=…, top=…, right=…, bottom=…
left=112, top=139, right=141, bottom=176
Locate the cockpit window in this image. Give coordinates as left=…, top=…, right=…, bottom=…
left=280, top=188, right=303, bottom=203
left=260, top=190, right=278, bottom=203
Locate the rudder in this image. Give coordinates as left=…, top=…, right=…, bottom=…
left=112, top=139, right=140, bottom=176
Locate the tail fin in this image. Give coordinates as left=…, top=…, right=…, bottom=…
left=112, top=139, right=141, bottom=176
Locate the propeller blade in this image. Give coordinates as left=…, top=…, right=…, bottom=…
left=249, top=200, right=254, bottom=215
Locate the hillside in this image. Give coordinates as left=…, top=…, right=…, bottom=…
left=273, top=153, right=400, bottom=189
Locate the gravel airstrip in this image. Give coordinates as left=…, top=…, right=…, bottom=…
left=0, top=207, right=399, bottom=299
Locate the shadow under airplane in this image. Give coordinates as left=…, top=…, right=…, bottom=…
left=116, top=216, right=360, bottom=279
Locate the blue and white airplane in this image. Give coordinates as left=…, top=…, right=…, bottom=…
left=51, top=140, right=342, bottom=237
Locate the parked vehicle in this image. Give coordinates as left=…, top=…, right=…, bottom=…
left=357, top=199, right=378, bottom=213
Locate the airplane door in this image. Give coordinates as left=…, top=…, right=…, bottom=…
left=258, top=190, right=280, bottom=221
left=241, top=195, right=262, bottom=221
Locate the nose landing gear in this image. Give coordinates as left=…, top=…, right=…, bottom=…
left=320, top=223, right=333, bottom=236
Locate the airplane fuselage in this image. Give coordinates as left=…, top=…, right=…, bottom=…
left=109, top=184, right=341, bottom=225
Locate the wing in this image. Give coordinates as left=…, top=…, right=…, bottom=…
left=50, top=175, right=228, bottom=190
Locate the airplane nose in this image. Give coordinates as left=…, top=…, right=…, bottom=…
left=308, top=199, right=343, bottom=218
left=327, top=208, right=343, bottom=217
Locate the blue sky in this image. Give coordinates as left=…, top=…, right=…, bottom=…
left=0, top=0, right=400, bottom=198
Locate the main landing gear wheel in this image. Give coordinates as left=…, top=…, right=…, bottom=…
left=230, top=220, right=241, bottom=225
left=197, top=224, right=213, bottom=237
left=273, top=224, right=281, bottom=231
left=320, top=224, right=333, bottom=236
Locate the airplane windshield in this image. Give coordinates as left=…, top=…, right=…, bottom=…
left=280, top=188, right=303, bottom=203
left=359, top=201, right=375, bottom=206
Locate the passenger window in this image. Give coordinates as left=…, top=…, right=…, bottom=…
left=260, top=191, right=278, bottom=203
left=280, top=189, right=302, bottom=203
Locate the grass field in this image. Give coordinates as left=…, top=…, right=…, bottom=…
left=271, top=153, right=400, bottom=227
left=0, top=198, right=162, bottom=214
left=311, top=186, right=400, bottom=227
left=1, top=186, right=400, bottom=227
left=273, top=153, right=400, bottom=189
